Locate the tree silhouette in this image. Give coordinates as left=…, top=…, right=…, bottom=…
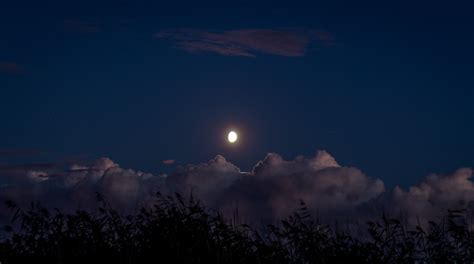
left=1, top=193, right=473, bottom=263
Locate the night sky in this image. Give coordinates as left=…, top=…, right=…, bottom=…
left=1, top=0, right=473, bottom=192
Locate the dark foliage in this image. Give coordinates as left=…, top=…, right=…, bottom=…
left=0, top=193, right=473, bottom=264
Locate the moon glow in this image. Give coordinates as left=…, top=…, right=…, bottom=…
left=228, top=131, right=238, bottom=143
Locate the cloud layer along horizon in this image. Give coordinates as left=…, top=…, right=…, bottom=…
left=0, top=151, right=472, bottom=225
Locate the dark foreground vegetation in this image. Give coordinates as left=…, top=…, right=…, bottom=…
left=0, top=193, right=473, bottom=264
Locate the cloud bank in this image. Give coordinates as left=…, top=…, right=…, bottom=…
left=0, top=151, right=472, bottom=226
left=156, top=28, right=333, bottom=57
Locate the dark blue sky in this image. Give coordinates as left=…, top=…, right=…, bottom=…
left=1, top=0, right=473, bottom=188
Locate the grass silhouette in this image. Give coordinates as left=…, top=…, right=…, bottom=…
left=1, top=192, right=473, bottom=263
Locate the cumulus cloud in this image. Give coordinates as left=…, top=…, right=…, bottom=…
left=156, top=28, right=333, bottom=57
left=167, top=155, right=242, bottom=204
left=0, top=151, right=472, bottom=226
left=0, top=158, right=163, bottom=218
left=185, top=151, right=384, bottom=222
left=387, top=167, right=474, bottom=225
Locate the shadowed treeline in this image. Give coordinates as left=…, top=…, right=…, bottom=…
left=1, top=193, right=474, bottom=263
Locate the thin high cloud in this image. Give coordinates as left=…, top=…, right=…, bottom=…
left=63, top=19, right=100, bottom=33
left=0, top=61, right=22, bottom=75
left=0, top=148, right=42, bottom=157
left=162, top=159, right=175, bottom=165
left=0, top=150, right=472, bottom=226
left=156, top=28, right=333, bottom=57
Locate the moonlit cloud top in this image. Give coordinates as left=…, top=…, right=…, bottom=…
left=0, top=151, right=472, bottom=226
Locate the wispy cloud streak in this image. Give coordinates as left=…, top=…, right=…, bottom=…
left=0, top=61, right=22, bottom=75
left=63, top=19, right=100, bottom=33
left=156, top=28, right=333, bottom=57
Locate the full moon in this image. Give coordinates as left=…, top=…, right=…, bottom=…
left=228, top=131, right=238, bottom=143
